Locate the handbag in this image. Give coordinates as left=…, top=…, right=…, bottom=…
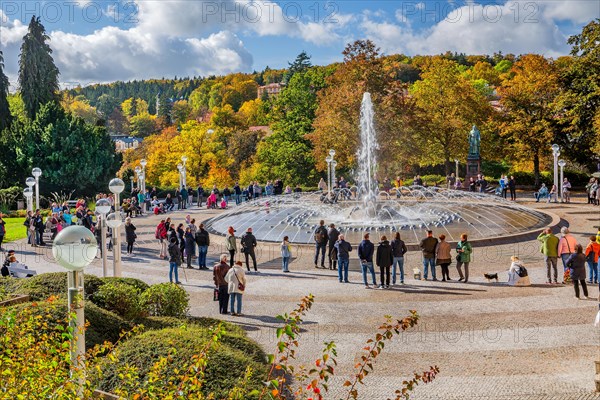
left=456, top=254, right=461, bottom=262
left=233, top=269, right=245, bottom=291
left=213, top=288, right=219, bottom=301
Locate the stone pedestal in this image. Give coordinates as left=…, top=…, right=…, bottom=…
left=466, top=156, right=481, bottom=181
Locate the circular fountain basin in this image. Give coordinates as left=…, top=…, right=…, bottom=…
left=204, top=187, right=555, bottom=245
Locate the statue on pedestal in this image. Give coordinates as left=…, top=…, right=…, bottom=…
left=468, top=125, right=480, bottom=158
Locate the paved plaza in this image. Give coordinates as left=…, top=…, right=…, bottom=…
left=10, top=196, right=600, bottom=399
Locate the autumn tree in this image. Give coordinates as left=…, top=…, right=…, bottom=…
left=18, top=16, right=60, bottom=120
left=410, top=57, right=492, bottom=174
left=556, top=19, right=600, bottom=164
left=497, top=54, right=561, bottom=185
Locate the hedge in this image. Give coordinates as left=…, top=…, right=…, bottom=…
left=94, top=327, right=267, bottom=398
left=6, top=273, right=104, bottom=301
left=5, top=299, right=133, bottom=349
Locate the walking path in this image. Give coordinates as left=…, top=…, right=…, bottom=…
left=8, top=197, right=600, bottom=399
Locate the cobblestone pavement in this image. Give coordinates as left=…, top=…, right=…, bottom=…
left=12, top=197, right=600, bottom=399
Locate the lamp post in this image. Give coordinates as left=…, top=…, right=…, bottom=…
left=325, top=155, right=332, bottom=194
left=177, top=163, right=183, bottom=191
left=32, top=167, right=42, bottom=210
left=95, top=198, right=111, bottom=277
left=329, top=149, right=336, bottom=191
left=25, top=177, right=35, bottom=211
left=108, top=178, right=125, bottom=277
left=23, top=188, right=33, bottom=212
left=52, top=225, right=98, bottom=396
left=140, top=159, right=147, bottom=212
left=129, top=176, right=134, bottom=192
left=558, top=159, right=566, bottom=203
left=551, top=144, right=560, bottom=202
left=454, top=159, right=459, bottom=181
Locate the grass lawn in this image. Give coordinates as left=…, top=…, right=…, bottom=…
left=3, top=217, right=27, bottom=242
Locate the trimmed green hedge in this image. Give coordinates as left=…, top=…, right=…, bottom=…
left=5, top=299, right=132, bottom=349
left=6, top=272, right=104, bottom=301
left=94, top=327, right=267, bottom=398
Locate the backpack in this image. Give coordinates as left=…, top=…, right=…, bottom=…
left=314, top=227, right=326, bottom=244
left=517, top=266, right=528, bottom=277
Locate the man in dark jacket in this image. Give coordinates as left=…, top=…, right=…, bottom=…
left=195, top=224, right=210, bottom=270
left=241, top=227, right=258, bottom=272
left=391, top=233, right=408, bottom=284
left=327, top=223, right=340, bottom=270
left=197, top=185, right=204, bottom=207
left=419, top=230, right=438, bottom=280
left=233, top=183, right=242, bottom=205
left=314, top=220, right=328, bottom=269
left=168, top=237, right=182, bottom=284
left=33, top=210, right=45, bottom=246
left=376, top=236, right=394, bottom=289
left=213, top=254, right=231, bottom=314
left=335, top=234, right=352, bottom=283
left=358, top=233, right=377, bottom=288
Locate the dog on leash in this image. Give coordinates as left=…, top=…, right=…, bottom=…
left=484, top=273, right=498, bottom=282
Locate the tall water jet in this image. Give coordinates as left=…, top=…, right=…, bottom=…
left=357, top=92, right=378, bottom=217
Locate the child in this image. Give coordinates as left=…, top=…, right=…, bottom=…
left=220, top=197, right=227, bottom=209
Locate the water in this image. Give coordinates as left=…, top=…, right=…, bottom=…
left=205, top=92, right=551, bottom=244
left=357, top=92, right=378, bottom=217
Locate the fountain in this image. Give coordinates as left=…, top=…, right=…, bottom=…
left=204, top=93, right=554, bottom=245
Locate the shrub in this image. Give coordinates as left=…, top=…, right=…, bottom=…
left=140, top=282, right=189, bottom=318
left=92, top=282, right=145, bottom=321
left=99, top=277, right=150, bottom=293
left=6, top=299, right=132, bottom=348
left=94, top=327, right=267, bottom=398
left=8, top=272, right=104, bottom=301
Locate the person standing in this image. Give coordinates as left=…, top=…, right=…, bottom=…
left=456, top=233, right=472, bottom=283
left=335, top=234, right=352, bottom=283
left=558, top=227, right=578, bottom=275
left=184, top=227, right=196, bottom=269
left=562, top=178, right=571, bottom=203
left=281, top=236, right=292, bottom=272
left=358, top=233, right=377, bottom=288
left=391, top=232, right=407, bottom=284
left=213, top=254, right=231, bottom=314
left=327, top=223, right=340, bottom=270
left=241, top=227, right=258, bottom=272
left=168, top=237, right=182, bottom=284
left=176, top=223, right=185, bottom=257
left=376, top=235, right=393, bottom=289
left=197, top=185, right=204, bottom=207
left=419, top=230, right=438, bottom=281
left=313, top=220, right=328, bottom=269
left=435, top=234, right=452, bottom=281
left=508, top=175, right=516, bottom=201
left=566, top=245, right=589, bottom=299
left=155, top=219, right=168, bottom=259
left=499, top=175, right=508, bottom=199
left=195, top=223, right=210, bottom=270
left=225, top=261, right=246, bottom=316
left=537, top=227, right=560, bottom=284
left=124, top=217, right=136, bottom=255
left=233, top=182, right=242, bottom=205
left=585, top=235, right=600, bottom=284
left=225, top=226, right=237, bottom=267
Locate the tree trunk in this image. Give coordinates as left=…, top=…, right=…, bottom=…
left=533, top=151, right=540, bottom=187
left=445, top=158, right=451, bottom=176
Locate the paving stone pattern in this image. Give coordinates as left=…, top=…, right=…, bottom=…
left=14, top=198, right=600, bottom=399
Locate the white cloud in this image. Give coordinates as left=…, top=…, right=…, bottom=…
left=542, top=0, right=600, bottom=24
left=363, top=0, right=576, bottom=57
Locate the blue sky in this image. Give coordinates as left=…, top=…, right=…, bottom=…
left=1, top=1, right=598, bottom=87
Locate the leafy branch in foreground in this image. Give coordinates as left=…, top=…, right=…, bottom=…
left=261, top=296, right=439, bottom=400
